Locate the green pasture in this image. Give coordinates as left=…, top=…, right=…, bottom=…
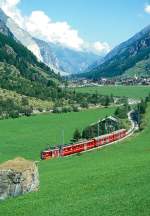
left=0, top=107, right=115, bottom=162
left=75, top=85, right=150, bottom=99
left=0, top=105, right=150, bottom=216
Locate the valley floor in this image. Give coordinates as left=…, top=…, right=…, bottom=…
left=75, top=85, right=150, bottom=99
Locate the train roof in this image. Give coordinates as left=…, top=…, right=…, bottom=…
left=42, top=128, right=126, bottom=151
left=62, top=129, right=126, bottom=148
left=42, top=150, right=52, bottom=153
left=94, top=128, right=126, bottom=140
left=63, top=139, right=94, bottom=149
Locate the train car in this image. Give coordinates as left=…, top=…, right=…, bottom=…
left=94, top=129, right=127, bottom=147
left=41, top=150, right=53, bottom=160
left=72, top=143, right=85, bottom=154
left=112, top=129, right=127, bottom=141
left=61, top=141, right=86, bottom=156
left=41, top=128, right=127, bottom=160
left=85, top=139, right=96, bottom=150
left=108, top=133, right=114, bottom=142
left=120, top=129, right=127, bottom=138
left=52, top=148, right=60, bottom=158
left=95, top=134, right=110, bottom=147
left=61, top=145, right=74, bottom=157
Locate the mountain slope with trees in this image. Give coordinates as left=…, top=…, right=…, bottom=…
left=0, top=9, right=99, bottom=75
left=82, top=25, right=150, bottom=79
left=0, top=31, right=66, bottom=101
left=0, top=30, right=117, bottom=119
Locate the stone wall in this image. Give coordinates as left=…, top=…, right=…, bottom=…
left=0, top=157, right=39, bottom=200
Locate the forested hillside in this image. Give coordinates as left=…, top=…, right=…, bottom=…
left=0, top=32, right=65, bottom=101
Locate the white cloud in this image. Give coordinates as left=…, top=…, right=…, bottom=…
left=24, top=11, right=84, bottom=50
left=92, top=41, right=111, bottom=54
left=144, top=4, right=150, bottom=14
left=0, top=0, right=111, bottom=54
left=0, top=0, right=24, bottom=27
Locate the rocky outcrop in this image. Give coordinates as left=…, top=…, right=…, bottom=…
left=0, top=157, right=39, bottom=201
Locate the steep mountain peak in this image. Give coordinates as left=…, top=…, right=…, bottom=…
left=34, top=37, right=99, bottom=75
left=82, top=24, right=150, bottom=79
left=0, top=9, right=14, bottom=39
left=0, top=8, right=8, bottom=22
left=0, top=9, right=43, bottom=61
left=100, top=24, right=150, bottom=66
left=0, top=18, right=13, bottom=38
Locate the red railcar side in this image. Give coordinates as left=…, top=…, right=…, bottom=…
left=61, top=146, right=73, bottom=156
left=72, top=143, right=85, bottom=154
left=85, top=139, right=96, bottom=150
left=41, top=150, right=53, bottom=160
left=94, top=129, right=127, bottom=147
left=41, top=129, right=127, bottom=160
left=61, top=142, right=85, bottom=156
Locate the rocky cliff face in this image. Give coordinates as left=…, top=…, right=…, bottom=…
left=34, top=38, right=99, bottom=74
left=0, top=18, right=14, bottom=39
left=0, top=9, right=43, bottom=61
left=0, top=158, right=39, bottom=201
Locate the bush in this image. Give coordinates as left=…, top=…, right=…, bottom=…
left=72, top=105, right=79, bottom=112
left=80, top=101, right=89, bottom=108
left=53, top=107, right=63, bottom=113
left=38, top=107, right=43, bottom=112
left=62, top=106, right=73, bottom=113
left=9, top=110, right=19, bottom=118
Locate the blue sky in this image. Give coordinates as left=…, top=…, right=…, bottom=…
left=1, top=0, right=150, bottom=53
left=19, top=0, right=150, bottom=46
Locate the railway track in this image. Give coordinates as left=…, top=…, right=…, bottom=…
left=41, top=110, right=137, bottom=160
left=65, top=110, right=137, bottom=156
left=86, top=110, right=137, bottom=152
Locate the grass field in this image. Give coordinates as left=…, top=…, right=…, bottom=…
left=0, top=107, right=115, bottom=163
left=75, top=85, right=150, bottom=99
left=0, top=105, right=150, bottom=216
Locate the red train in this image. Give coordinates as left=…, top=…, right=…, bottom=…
left=41, top=129, right=127, bottom=160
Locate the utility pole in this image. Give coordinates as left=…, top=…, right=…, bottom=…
left=97, top=121, right=100, bottom=137
left=62, top=129, right=65, bottom=146
left=104, top=121, right=107, bottom=134
left=138, top=105, right=140, bottom=130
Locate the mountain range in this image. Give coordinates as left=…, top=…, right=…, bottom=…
left=0, top=9, right=99, bottom=75
left=1, top=7, right=150, bottom=80
left=82, top=25, right=150, bottom=79
left=34, top=37, right=99, bottom=75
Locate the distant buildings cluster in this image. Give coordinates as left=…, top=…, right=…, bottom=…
left=68, top=76, right=150, bottom=87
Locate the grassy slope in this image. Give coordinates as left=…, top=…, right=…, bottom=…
left=0, top=88, right=53, bottom=110
left=75, top=85, right=150, bottom=99
left=123, top=59, right=150, bottom=77
left=0, top=106, right=150, bottom=216
left=0, top=107, right=115, bottom=162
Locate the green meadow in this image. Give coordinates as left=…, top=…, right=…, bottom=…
left=75, top=85, right=150, bottom=99
left=0, top=107, right=115, bottom=163
left=0, top=105, right=150, bottom=216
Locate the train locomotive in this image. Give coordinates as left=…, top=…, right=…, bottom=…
left=41, top=128, right=127, bottom=160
